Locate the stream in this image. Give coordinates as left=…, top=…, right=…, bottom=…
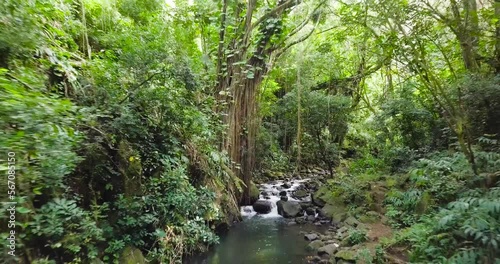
left=187, top=179, right=328, bottom=264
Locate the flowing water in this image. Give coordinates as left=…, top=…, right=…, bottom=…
left=188, top=179, right=325, bottom=264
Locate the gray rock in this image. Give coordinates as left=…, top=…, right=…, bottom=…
left=334, top=249, right=356, bottom=261
left=252, top=200, right=272, bottom=214
left=304, top=233, right=319, bottom=241
left=277, top=200, right=302, bottom=218
left=280, top=196, right=289, bottom=201
left=294, top=189, right=309, bottom=199
left=312, top=190, right=326, bottom=207
left=306, top=207, right=316, bottom=215
left=317, top=243, right=339, bottom=257
left=279, top=191, right=287, bottom=196
left=344, top=216, right=359, bottom=227
left=295, top=216, right=307, bottom=224
left=299, top=201, right=312, bottom=209
left=306, top=240, right=325, bottom=252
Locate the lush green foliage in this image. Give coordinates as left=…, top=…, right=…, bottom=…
left=1, top=0, right=500, bottom=263
left=0, top=0, right=236, bottom=263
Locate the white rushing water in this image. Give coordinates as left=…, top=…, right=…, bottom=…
left=240, top=178, right=310, bottom=219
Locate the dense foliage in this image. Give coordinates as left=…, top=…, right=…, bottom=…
left=1, top=0, right=499, bottom=263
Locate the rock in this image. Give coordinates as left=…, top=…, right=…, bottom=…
left=277, top=200, right=302, bottom=217
left=294, top=189, right=309, bottom=199
left=279, top=191, right=287, bottom=196
left=334, top=249, right=356, bottom=261
left=119, top=246, right=146, bottom=264
left=249, top=182, right=260, bottom=204
left=307, top=215, right=316, bottom=222
left=306, top=207, right=316, bottom=216
left=274, top=171, right=285, bottom=178
left=295, top=216, right=307, bottom=224
left=280, top=196, right=289, bottom=201
left=317, top=243, right=339, bottom=257
left=288, top=221, right=297, bottom=226
left=307, top=240, right=325, bottom=252
left=320, top=197, right=348, bottom=223
left=312, top=188, right=327, bottom=207
left=304, top=233, right=319, bottom=241
left=263, top=171, right=273, bottom=179
left=311, top=256, right=322, bottom=262
left=261, top=191, right=268, bottom=196
left=308, top=180, right=320, bottom=191
left=337, top=226, right=349, bottom=235
left=252, top=200, right=272, bottom=214
left=299, top=201, right=312, bottom=209
left=264, top=196, right=271, bottom=200
left=282, top=182, right=292, bottom=189
left=344, top=216, right=359, bottom=227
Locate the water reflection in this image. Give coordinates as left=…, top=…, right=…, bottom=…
left=186, top=216, right=326, bottom=264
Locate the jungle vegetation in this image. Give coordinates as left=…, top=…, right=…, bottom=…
left=0, top=0, right=499, bottom=263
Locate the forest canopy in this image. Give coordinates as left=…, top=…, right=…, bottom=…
left=0, top=0, right=499, bottom=263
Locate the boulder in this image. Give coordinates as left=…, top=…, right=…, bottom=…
left=312, top=188, right=327, bottom=207
left=344, top=216, right=359, bottom=227
left=317, top=243, right=339, bottom=257
left=249, top=182, right=260, bottom=204
left=305, top=207, right=316, bottom=216
left=320, top=197, right=348, bottom=223
left=282, top=182, right=292, bottom=189
left=280, top=196, right=289, bottom=201
left=334, top=249, right=356, bottom=261
left=304, top=233, right=319, bottom=241
left=294, top=189, right=309, bottom=199
left=253, top=200, right=272, bottom=214
left=277, top=201, right=302, bottom=218
left=299, top=201, right=312, bottom=209
left=279, top=191, right=287, bottom=196
left=307, top=215, right=316, bottom=222
left=274, top=171, right=285, bottom=179
left=306, top=240, right=325, bottom=252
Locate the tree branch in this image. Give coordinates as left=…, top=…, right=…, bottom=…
left=251, top=0, right=299, bottom=31
left=118, top=71, right=164, bottom=104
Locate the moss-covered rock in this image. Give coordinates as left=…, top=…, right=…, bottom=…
left=312, top=186, right=328, bottom=207
left=320, top=197, right=348, bottom=223
left=119, top=246, right=146, bottom=264
left=294, top=189, right=308, bottom=199
left=249, top=181, right=260, bottom=204
left=306, top=240, right=325, bottom=252
left=335, top=249, right=357, bottom=261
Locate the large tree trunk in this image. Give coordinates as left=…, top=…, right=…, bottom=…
left=216, top=0, right=317, bottom=204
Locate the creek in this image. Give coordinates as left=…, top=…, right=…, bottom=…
left=187, top=179, right=327, bottom=264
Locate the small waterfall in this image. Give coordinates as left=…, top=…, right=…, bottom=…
left=241, top=178, right=310, bottom=219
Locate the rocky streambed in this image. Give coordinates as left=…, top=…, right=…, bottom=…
left=241, top=177, right=331, bottom=225
left=189, top=171, right=385, bottom=264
